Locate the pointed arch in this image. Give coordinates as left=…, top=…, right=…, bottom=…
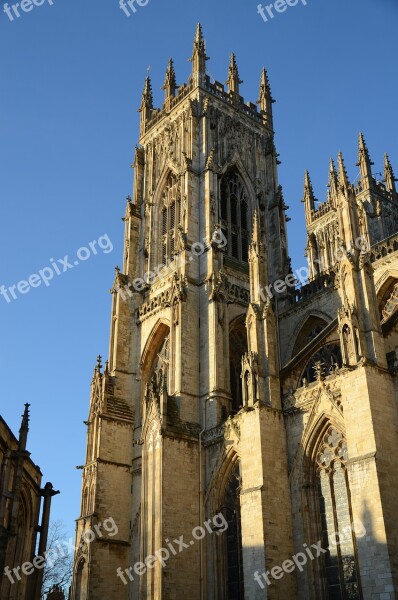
left=14, top=490, right=30, bottom=572
left=375, top=268, right=398, bottom=295
left=140, top=318, right=171, bottom=376
left=154, top=163, right=180, bottom=205
left=289, top=311, right=331, bottom=360
left=74, top=558, right=88, bottom=600
left=228, top=315, right=248, bottom=414
left=210, top=448, right=241, bottom=513
left=302, top=414, right=344, bottom=477
left=220, top=154, right=258, bottom=214
left=375, top=271, right=398, bottom=324
left=302, top=417, right=362, bottom=599
left=219, top=166, right=253, bottom=264
left=208, top=450, right=244, bottom=600
left=140, top=319, right=171, bottom=426
left=299, top=342, right=342, bottom=386
left=152, top=166, right=182, bottom=267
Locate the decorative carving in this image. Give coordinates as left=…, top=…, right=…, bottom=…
left=181, top=151, right=192, bottom=172
left=202, top=416, right=241, bottom=446
left=206, top=271, right=250, bottom=306
left=206, top=148, right=217, bottom=172
left=316, top=426, right=348, bottom=474
left=207, top=270, right=229, bottom=302
left=136, top=274, right=187, bottom=324
left=241, top=352, right=259, bottom=407
left=175, top=225, right=187, bottom=253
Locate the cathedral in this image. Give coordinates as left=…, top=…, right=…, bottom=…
left=71, top=24, right=398, bottom=600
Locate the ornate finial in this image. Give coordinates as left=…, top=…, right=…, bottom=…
left=384, top=153, right=397, bottom=193
left=140, top=74, right=153, bottom=109
left=328, top=158, right=338, bottom=200
left=338, top=152, right=350, bottom=189
left=193, top=23, right=205, bottom=51
left=302, top=170, right=316, bottom=212
left=258, top=67, right=274, bottom=124
left=356, top=132, right=374, bottom=184
left=96, top=355, right=102, bottom=372
left=358, top=132, right=372, bottom=160
left=18, top=403, right=30, bottom=451
left=162, top=58, right=177, bottom=99
left=313, top=361, right=325, bottom=381
left=258, top=68, right=273, bottom=102
left=226, top=53, right=243, bottom=94
left=189, top=23, right=209, bottom=79
left=21, top=403, right=30, bottom=425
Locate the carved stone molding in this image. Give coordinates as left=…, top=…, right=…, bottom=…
left=136, top=274, right=187, bottom=324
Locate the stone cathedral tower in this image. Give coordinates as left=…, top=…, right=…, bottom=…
left=71, top=25, right=398, bottom=600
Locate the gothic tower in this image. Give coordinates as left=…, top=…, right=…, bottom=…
left=72, top=25, right=398, bottom=600
left=71, top=24, right=295, bottom=600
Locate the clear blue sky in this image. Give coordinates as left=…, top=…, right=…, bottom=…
left=0, top=0, right=397, bottom=540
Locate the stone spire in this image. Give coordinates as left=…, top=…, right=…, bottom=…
left=140, top=75, right=153, bottom=109
left=18, top=403, right=30, bottom=452
left=258, top=67, right=274, bottom=127
left=162, top=58, right=177, bottom=103
left=139, top=74, right=153, bottom=134
left=357, top=132, right=374, bottom=188
left=338, top=151, right=350, bottom=191
left=327, top=158, right=338, bottom=201
left=384, top=153, right=397, bottom=193
left=226, top=53, right=243, bottom=95
left=302, top=170, right=316, bottom=223
left=189, top=23, right=208, bottom=85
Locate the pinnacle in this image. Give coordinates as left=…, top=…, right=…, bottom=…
left=258, top=67, right=274, bottom=106
left=338, top=152, right=350, bottom=186
left=302, top=170, right=316, bottom=205
left=163, top=58, right=177, bottom=92
left=227, top=52, right=243, bottom=87
left=141, top=74, right=153, bottom=107
left=195, top=22, right=203, bottom=44
left=193, top=22, right=206, bottom=53
left=304, top=170, right=314, bottom=194
left=357, top=132, right=374, bottom=168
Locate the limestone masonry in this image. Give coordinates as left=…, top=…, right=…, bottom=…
left=71, top=24, right=398, bottom=600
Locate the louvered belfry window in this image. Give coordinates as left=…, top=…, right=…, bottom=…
left=161, top=172, right=181, bottom=264
left=220, top=170, right=249, bottom=263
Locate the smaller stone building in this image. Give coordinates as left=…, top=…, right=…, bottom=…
left=0, top=405, right=59, bottom=600
left=47, top=584, right=66, bottom=599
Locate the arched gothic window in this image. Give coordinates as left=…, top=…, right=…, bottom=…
left=220, top=171, right=249, bottom=263
left=229, top=320, right=247, bottom=414
left=150, top=336, right=170, bottom=394
left=314, top=427, right=361, bottom=599
left=380, top=280, right=398, bottom=323
left=301, top=344, right=342, bottom=386
left=161, top=173, right=181, bottom=264
left=75, top=559, right=88, bottom=600
left=292, top=316, right=328, bottom=356
left=216, top=462, right=244, bottom=600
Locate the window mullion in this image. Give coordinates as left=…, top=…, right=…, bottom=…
left=330, top=467, right=347, bottom=599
